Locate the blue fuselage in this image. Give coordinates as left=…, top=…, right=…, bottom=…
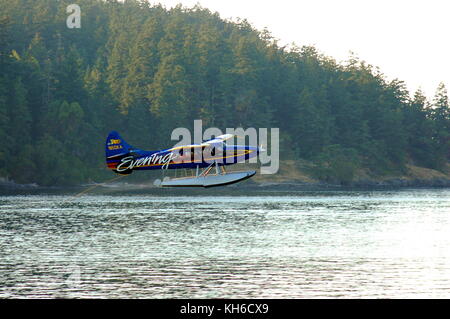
left=107, top=145, right=259, bottom=174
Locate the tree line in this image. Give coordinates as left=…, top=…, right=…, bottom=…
left=0, top=0, right=449, bottom=186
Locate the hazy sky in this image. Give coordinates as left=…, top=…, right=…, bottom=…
left=154, top=0, right=450, bottom=98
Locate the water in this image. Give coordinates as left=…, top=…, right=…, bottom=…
left=0, top=188, right=449, bottom=298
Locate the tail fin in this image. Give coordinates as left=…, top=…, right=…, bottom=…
left=105, top=131, right=134, bottom=174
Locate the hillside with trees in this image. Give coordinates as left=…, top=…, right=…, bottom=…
left=0, top=0, right=449, bottom=186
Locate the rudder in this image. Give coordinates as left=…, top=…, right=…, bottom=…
left=105, top=131, right=133, bottom=174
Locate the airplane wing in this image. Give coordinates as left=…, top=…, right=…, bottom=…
left=203, top=134, right=234, bottom=146
left=168, top=134, right=234, bottom=152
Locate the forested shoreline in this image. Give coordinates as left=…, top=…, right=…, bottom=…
left=0, top=0, right=449, bottom=186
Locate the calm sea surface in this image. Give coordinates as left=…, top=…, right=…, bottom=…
left=0, top=188, right=449, bottom=298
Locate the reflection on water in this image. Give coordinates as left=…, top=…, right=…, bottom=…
left=0, top=189, right=449, bottom=298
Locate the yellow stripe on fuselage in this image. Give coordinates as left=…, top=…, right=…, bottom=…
left=135, top=150, right=253, bottom=168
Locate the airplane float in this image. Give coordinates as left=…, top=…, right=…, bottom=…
left=105, top=131, right=264, bottom=187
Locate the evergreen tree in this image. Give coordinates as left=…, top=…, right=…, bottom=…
left=8, top=77, right=31, bottom=147
left=430, top=82, right=450, bottom=166
left=404, top=89, right=436, bottom=167
left=0, top=78, right=11, bottom=177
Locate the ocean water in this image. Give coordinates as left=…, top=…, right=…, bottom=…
left=0, top=188, right=449, bottom=298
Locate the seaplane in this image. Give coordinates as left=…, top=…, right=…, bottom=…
left=105, top=131, right=264, bottom=187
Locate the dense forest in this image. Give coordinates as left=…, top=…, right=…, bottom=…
left=0, top=0, right=449, bottom=186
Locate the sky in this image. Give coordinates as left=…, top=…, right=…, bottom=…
left=152, top=0, right=450, bottom=99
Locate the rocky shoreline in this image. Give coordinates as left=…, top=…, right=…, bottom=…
left=1, top=176, right=450, bottom=194
left=250, top=177, right=450, bottom=191
left=0, top=178, right=39, bottom=190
